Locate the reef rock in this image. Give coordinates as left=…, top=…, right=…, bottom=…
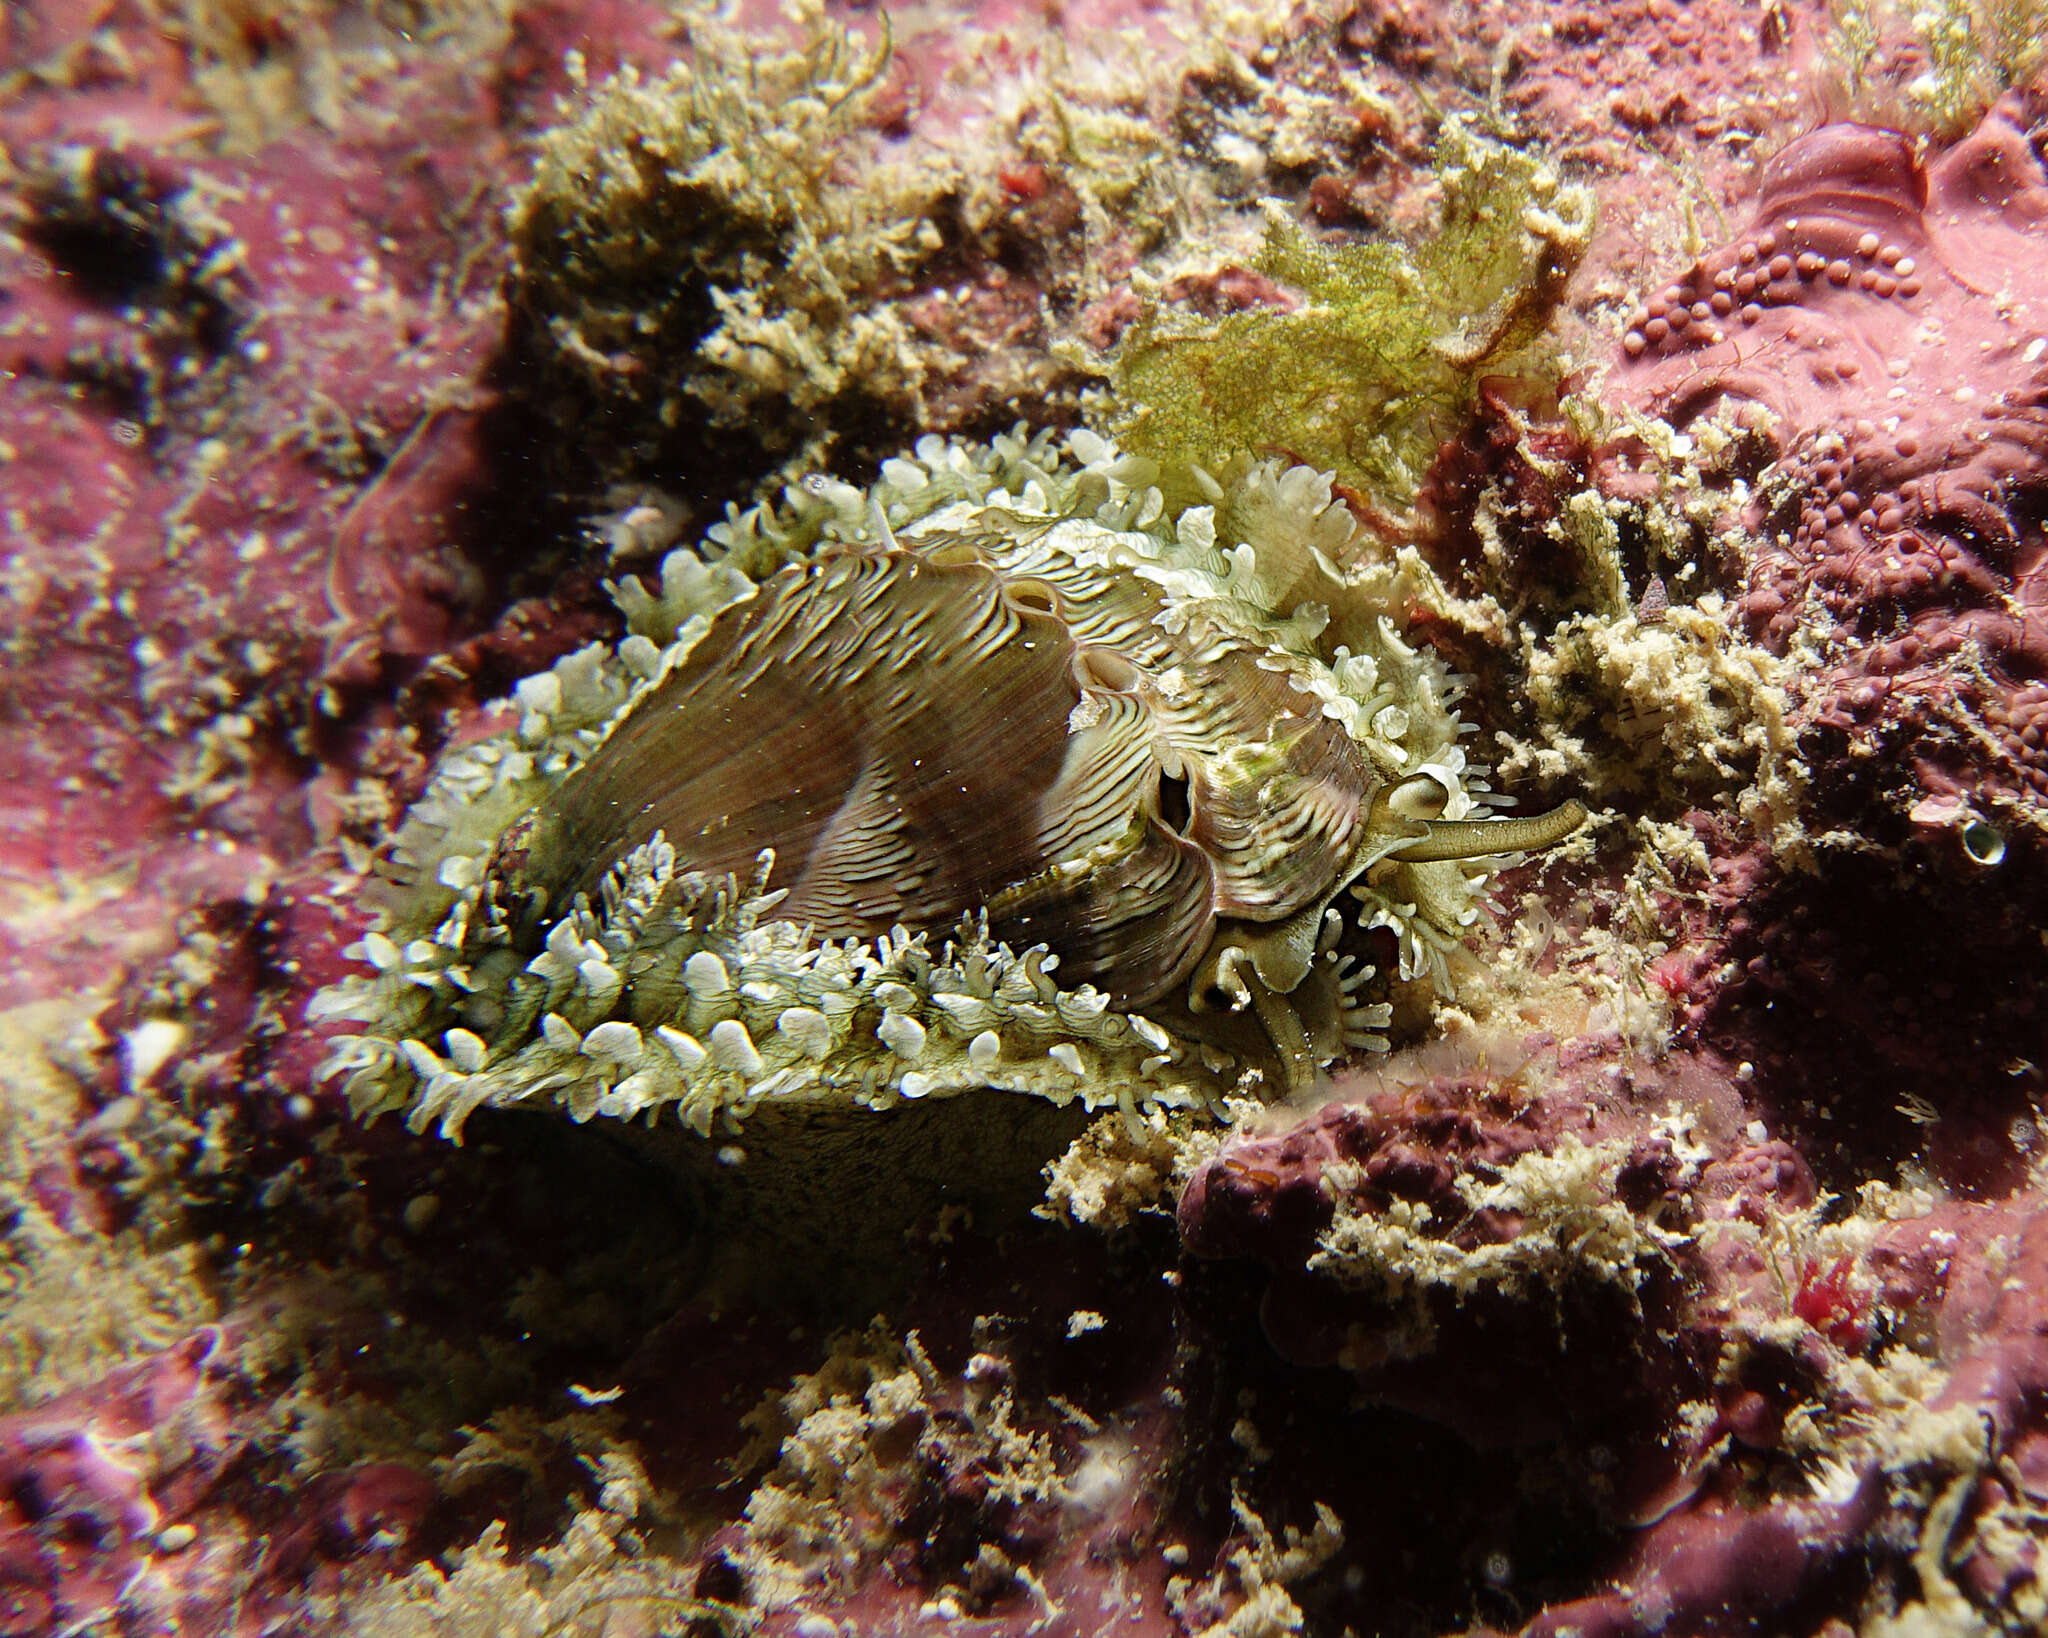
left=1610, top=93, right=2048, bottom=825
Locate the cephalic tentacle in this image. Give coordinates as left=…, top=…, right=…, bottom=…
left=1382, top=799, right=1589, bottom=864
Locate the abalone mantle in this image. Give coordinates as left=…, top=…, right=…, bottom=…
left=315, top=430, right=1584, bottom=1139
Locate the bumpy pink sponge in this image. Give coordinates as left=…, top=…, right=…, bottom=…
left=1610, top=94, right=2048, bottom=802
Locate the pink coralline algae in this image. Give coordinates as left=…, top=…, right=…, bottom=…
left=7, top=1, right=2048, bottom=1636
left=0, top=1331, right=235, bottom=1635
left=1609, top=92, right=2048, bottom=814
left=1176, top=1051, right=1741, bottom=1464
left=0, top=1324, right=444, bottom=1633
left=0, top=21, right=527, bottom=1009
left=1522, top=1192, right=2048, bottom=1638
left=1179, top=1051, right=2048, bottom=1638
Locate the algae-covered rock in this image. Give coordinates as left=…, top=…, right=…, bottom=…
left=507, top=4, right=945, bottom=490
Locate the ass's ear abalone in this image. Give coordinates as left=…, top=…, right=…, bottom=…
left=314, top=430, right=1585, bottom=1138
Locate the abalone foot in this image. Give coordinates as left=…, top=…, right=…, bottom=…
left=541, top=1088, right=1099, bottom=1315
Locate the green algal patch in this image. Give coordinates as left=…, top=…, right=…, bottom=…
left=509, top=2, right=942, bottom=487
left=0, top=1002, right=220, bottom=1412
left=322, top=1443, right=728, bottom=1637
left=1110, top=116, right=1595, bottom=514
left=1370, top=396, right=1810, bottom=847
left=1310, top=1132, right=1691, bottom=1367
left=1824, top=0, right=2048, bottom=139
left=20, top=144, right=241, bottom=433
left=1165, top=1491, right=1345, bottom=1637
left=1492, top=416, right=1805, bottom=839
left=728, top=1324, right=1067, bottom=1614
left=161, top=0, right=513, bottom=151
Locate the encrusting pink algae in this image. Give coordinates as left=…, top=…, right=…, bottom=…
left=3, top=2, right=2048, bottom=1635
